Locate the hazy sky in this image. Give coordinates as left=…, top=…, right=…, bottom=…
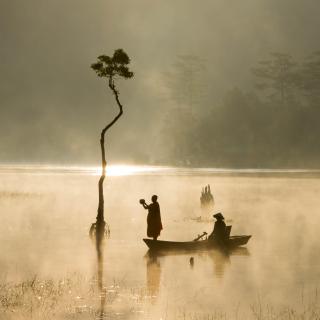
left=1, top=0, right=319, bottom=164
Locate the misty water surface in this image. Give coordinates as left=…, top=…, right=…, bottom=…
left=1, top=165, right=320, bottom=319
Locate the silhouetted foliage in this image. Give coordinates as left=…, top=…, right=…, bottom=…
left=91, top=49, right=134, bottom=80
left=158, top=107, right=200, bottom=166
left=300, top=51, right=320, bottom=105
left=156, top=51, right=320, bottom=168
left=252, top=53, right=299, bottom=103
left=162, top=55, right=207, bottom=110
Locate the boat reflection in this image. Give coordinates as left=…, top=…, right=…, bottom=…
left=207, top=249, right=230, bottom=278
left=145, top=246, right=249, bottom=280
left=208, top=247, right=249, bottom=278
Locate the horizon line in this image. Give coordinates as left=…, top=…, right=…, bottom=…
left=0, top=163, right=320, bottom=177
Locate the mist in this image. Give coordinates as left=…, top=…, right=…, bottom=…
left=1, top=169, right=320, bottom=319
left=1, top=0, right=320, bottom=167
left=1, top=2, right=320, bottom=319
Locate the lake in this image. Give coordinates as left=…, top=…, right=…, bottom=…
left=1, top=165, right=320, bottom=319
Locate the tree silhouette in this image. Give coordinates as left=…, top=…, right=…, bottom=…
left=90, top=49, right=133, bottom=248
left=252, top=53, right=298, bottom=104
left=300, top=51, right=320, bottom=105
left=162, top=55, right=206, bottom=111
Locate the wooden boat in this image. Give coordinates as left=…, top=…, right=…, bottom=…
left=143, top=235, right=251, bottom=251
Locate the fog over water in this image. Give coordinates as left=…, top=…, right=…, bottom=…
left=2, top=2, right=320, bottom=318
left=1, top=0, right=320, bottom=166
left=1, top=0, right=320, bottom=319
left=1, top=166, right=320, bottom=319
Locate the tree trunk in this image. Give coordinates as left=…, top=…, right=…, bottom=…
left=95, top=78, right=123, bottom=316
left=95, top=77, right=123, bottom=247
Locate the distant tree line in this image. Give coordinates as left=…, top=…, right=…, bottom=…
left=156, top=52, right=320, bottom=168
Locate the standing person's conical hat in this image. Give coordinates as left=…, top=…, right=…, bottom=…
left=213, top=212, right=224, bottom=220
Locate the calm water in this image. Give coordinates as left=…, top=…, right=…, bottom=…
left=1, top=165, right=320, bottom=319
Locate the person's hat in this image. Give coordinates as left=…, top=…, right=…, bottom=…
left=213, top=212, right=224, bottom=219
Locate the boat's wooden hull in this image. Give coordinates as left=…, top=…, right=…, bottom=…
left=143, top=235, right=251, bottom=251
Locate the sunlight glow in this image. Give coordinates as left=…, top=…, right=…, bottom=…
left=0, top=164, right=319, bottom=177
left=93, top=165, right=161, bottom=176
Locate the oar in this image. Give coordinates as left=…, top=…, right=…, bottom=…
left=193, top=231, right=208, bottom=241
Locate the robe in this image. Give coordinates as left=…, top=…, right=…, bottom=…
left=147, top=202, right=163, bottom=238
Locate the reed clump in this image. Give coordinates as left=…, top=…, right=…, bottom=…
left=2, top=275, right=320, bottom=320
left=0, top=274, right=156, bottom=320
left=0, top=274, right=97, bottom=319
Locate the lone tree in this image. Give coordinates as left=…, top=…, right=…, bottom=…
left=90, top=49, right=134, bottom=247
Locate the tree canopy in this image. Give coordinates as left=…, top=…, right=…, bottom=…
left=91, top=49, right=134, bottom=80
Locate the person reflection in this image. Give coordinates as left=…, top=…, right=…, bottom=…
left=145, top=252, right=161, bottom=304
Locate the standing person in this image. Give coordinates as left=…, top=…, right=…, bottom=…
left=140, top=195, right=163, bottom=240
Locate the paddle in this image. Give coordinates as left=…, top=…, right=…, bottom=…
left=193, top=232, right=208, bottom=241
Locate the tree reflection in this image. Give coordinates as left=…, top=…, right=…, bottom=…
left=97, top=240, right=106, bottom=319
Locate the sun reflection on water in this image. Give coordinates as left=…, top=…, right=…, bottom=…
left=93, top=165, right=162, bottom=176
left=0, top=164, right=163, bottom=176
left=1, top=164, right=319, bottom=177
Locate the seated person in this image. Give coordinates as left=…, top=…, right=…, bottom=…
left=208, top=212, right=227, bottom=242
